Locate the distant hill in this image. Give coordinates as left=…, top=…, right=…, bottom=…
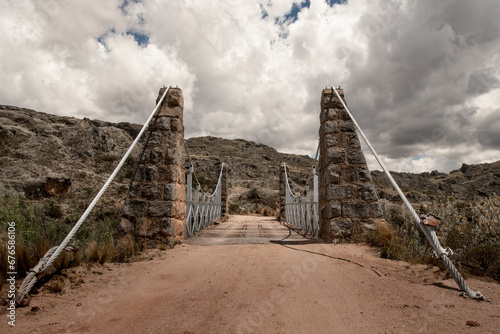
left=1, top=104, right=499, bottom=215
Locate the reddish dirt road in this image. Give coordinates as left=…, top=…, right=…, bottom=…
left=3, top=215, right=500, bottom=333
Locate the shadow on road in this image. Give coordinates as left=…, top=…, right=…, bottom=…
left=428, top=282, right=461, bottom=292
left=271, top=224, right=383, bottom=277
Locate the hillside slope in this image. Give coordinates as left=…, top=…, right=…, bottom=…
left=1, top=104, right=499, bottom=214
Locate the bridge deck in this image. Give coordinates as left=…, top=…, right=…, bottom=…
left=186, top=215, right=307, bottom=245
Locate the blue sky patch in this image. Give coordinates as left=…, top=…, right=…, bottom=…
left=127, top=30, right=149, bottom=47
left=409, top=154, right=428, bottom=165
left=97, top=29, right=116, bottom=48
left=326, top=0, right=347, bottom=7
left=97, top=29, right=149, bottom=49
left=275, top=0, right=311, bottom=26
left=260, top=4, right=269, bottom=19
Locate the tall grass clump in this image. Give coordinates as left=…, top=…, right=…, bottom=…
left=367, top=196, right=500, bottom=281
left=366, top=200, right=430, bottom=262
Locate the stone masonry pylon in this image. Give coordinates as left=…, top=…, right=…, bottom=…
left=318, top=88, right=385, bottom=241
left=120, top=87, right=186, bottom=245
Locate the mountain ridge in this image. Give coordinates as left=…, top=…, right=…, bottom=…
left=1, top=104, right=499, bottom=214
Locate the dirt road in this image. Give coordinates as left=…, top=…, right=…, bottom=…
left=4, top=215, right=500, bottom=333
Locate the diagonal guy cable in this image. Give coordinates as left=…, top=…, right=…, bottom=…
left=330, top=86, right=483, bottom=300
left=16, top=86, right=172, bottom=304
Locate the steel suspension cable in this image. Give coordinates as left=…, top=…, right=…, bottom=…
left=184, top=141, right=201, bottom=188
left=330, top=87, right=483, bottom=300
left=16, top=86, right=172, bottom=304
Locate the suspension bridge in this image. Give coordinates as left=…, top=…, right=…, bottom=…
left=14, top=85, right=487, bottom=323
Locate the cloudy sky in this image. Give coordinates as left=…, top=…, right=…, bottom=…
left=1, top=0, right=499, bottom=173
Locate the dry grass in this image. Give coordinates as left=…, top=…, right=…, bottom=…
left=257, top=206, right=279, bottom=217
left=34, top=238, right=51, bottom=261
left=15, top=239, right=33, bottom=276
left=115, top=235, right=136, bottom=262
left=84, top=240, right=116, bottom=265
left=0, top=235, right=6, bottom=291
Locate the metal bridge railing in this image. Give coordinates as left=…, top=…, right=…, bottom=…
left=185, top=163, right=224, bottom=236
left=283, top=163, right=319, bottom=237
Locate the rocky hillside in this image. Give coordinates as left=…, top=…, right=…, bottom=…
left=1, top=104, right=499, bottom=216
left=0, top=105, right=315, bottom=216
left=372, top=161, right=500, bottom=204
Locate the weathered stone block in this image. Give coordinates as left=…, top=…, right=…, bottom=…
left=151, top=117, right=170, bottom=131
left=160, top=218, right=177, bottom=236
left=147, top=132, right=164, bottom=146
left=148, top=201, right=173, bottom=217
left=138, top=218, right=158, bottom=237
left=359, top=167, right=372, bottom=182
left=348, top=135, right=361, bottom=149
left=342, top=167, right=358, bottom=183
left=128, top=182, right=141, bottom=198
left=325, top=165, right=340, bottom=184
left=330, top=218, right=353, bottom=237
left=163, top=131, right=182, bottom=145
left=172, top=218, right=186, bottom=237
left=137, top=165, right=157, bottom=181
left=328, top=185, right=353, bottom=200
left=358, top=184, right=379, bottom=202
left=324, top=134, right=337, bottom=147
left=170, top=118, right=183, bottom=132
left=320, top=108, right=339, bottom=123
left=338, top=109, right=351, bottom=121
left=172, top=201, right=186, bottom=219
left=343, top=202, right=371, bottom=219
left=158, top=105, right=183, bottom=118
left=326, top=148, right=345, bottom=164
left=156, top=87, right=168, bottom=104
left=348, top=150, right=366, bottom=164
left=326, top=201, right=341, bottom=218
left=158, top=165, right=184, bottom=183
left=340, top=120, right=356, bottom=132
left=324, top=121, right=338, bottom=134
left=362, top=219, right=377, bottom=230
left=335, top=133, right=346, bottom=147
left=165, top=148, right=182, bottom=165
left=319, top=122, right=337, bottom=139
left=167, top=88, right=184, bottom=108
left=322, top=92, right=334, bottom=108
left=145, top=147, right=164, bottom=164
left=123, top=199, right=147, bottom=218
left=141, top=182, right=162, bottom=200
left=164, top=184, right=184, bottom=201
left=321, top=90, right=345, bottom=109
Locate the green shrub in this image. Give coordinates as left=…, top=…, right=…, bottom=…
left=369, top=196, right=500, bottom=281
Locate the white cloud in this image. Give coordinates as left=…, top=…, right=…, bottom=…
left=1, top=0, right=499, bottom=173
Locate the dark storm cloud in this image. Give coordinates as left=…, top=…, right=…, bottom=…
left=1, top=0, right=499, bottom=172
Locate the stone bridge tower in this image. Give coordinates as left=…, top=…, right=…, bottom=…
left=318, top=88, right=385, bottom=241
left=120, top=87, right=186, bottom=245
